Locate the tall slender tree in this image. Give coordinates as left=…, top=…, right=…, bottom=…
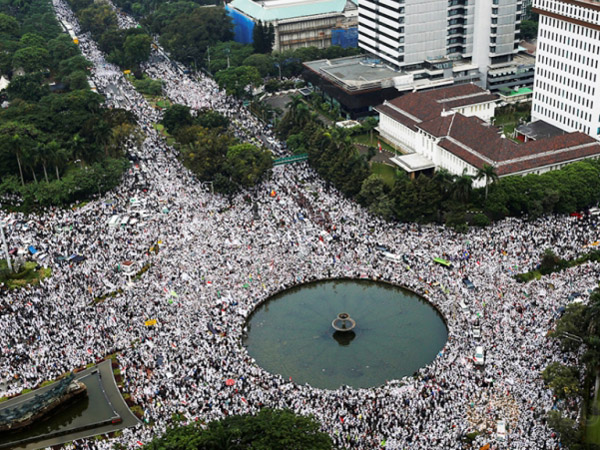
left=476, top=164, right=499, bottom=200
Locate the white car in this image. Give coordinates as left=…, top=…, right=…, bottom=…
left=496, top=419, right=507, bottom=441
left=473, top=346, right=485, bottom=366
left=472, top=325, right=481, bottom=339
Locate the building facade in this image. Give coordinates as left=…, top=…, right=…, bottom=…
left=375, top=84, right=600, bottom=185
left=227, top=0, right=358, bottom=51
left=357, top=0, right=523, bottom=78
left=531, top=0, right=600, bottom=138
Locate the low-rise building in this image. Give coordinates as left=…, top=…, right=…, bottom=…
left=302, top=55, right=481, bottom=118
left=226, top=0, right=358, bottom=51
left=376, top=84, right=499, bottom=153
left=375, top=84, right=600, bottom=185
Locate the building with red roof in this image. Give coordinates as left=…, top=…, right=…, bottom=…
left=375, top=84, right=600, bottom=186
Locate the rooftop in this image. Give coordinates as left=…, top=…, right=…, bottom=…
left=228, top=0, right=354, bottom=21
left=375, top=84, right=499, bottom=131
left=437, top=114, right=600, bottom=175
left=376, top=87, right=600, bottom=176
left=515, top=120, right=567, bottom=140
left=390, top=153, right=436, bottom=173
left=303, top=56, right=407, bottom=91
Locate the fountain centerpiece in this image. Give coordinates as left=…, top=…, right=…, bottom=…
left=332, top=312, right=356, bottom=332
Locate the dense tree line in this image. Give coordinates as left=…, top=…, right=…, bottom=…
left=541, top=287, right=600, bottom=449
left=140, top=1, right=233, bottom=71
left=207, top=41, right=361, bottom=79
left=252, top=20, right=275, bottom=54
left=112, top=0, right=220, bottom=19
left=0, top=0, right=138, bottom=210
left=161, top=104, right=272, bottom=197
left=279, top=96, right=600, bottom=227
left=143, top=408, right=333, bottom=450
left=65, top=0, right=152, bottom=69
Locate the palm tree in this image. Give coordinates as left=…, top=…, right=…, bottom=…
left=452, top=169, right=473, bottom=204
left=71, top=133, right=86, bottom=168
left=48, top=142, right=70, bottom=181
left=285, top=95, right=304, bottom=123
left=11, top=133, right=26, bottom=186
left=25, top=146, right=39, bottom=184
left=38, top=142, right=51, bottom=183
left=476, top=164, right=499, bottom=200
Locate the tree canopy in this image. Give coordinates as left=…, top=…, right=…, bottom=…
left=143, top=409, right=333, bottom=450
left=0, top=0, right=138, bottom=210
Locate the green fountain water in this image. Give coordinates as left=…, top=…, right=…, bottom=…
left=243, top=279, right=448, bottom=390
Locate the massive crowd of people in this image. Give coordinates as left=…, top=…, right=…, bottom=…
left=0, top=2, right=598, bottom=449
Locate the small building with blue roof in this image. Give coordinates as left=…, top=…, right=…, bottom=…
left=226, top=0, right=358, bottom=51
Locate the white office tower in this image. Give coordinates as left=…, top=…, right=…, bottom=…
left=531, top=0, right=600, bottom=138
left=358, top=0, right=521, bottom=73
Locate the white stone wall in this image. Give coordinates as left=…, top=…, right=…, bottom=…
left=532, top=0, right=600, bottom=138
left=377, top=113, right=418, bottom=152
left=453, top=101, right=496, bottom=122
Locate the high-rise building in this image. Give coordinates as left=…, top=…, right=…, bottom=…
left=357, top=0, right=522, bottom=79
left=531, top=0, right=600, bottom=138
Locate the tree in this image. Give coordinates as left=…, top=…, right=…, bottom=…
left=12, top=46, right=50, bottom=72
left=47, top=35, right=80, bottom=70
left=158, top=7, right=233, bottom=68
left=358, top=174, right=394, bottom=219
left=66, top=70, right=89, bottom=90
left=539, top=248, right=562, bottom=274
left=77, top=3, right=117, bottom=38
left=432, top=168, right=455, bottom=197
left=45, top=139, right=69, bottom=180
left=0, top=12, right=19, bottom=35
left=58, top=55, right=91, bottom=79
left=225, top=143, right=273, bottom=188
left=162, top=104, right=193, bottom=134
left=195, top=109, right=229, bottom=130
left=179, top=127, right=232, bottom=180
left=143, top=409, right=333, bottom=450
left=0, top=122, right=40, bottom=185
left=547, top=410, right=581, bottom=448
left=451, top=169, right=473, bottom=203
left=19, top=32, right=46, bottom=48
left=6, top=72, right=49, bottom=101
left=214, top=65, right=261, bottom=98
left=519, top=20, right=538, bottom=40
left=542, top=362, right=580, bottom=400
left=252, top=20, right=265, bottom=54
left=476, top=164, right=498, bottom=200
left=242, top=53, right=273, bottom=77
left=123, top=32, right=152, bottom=67
left=252, top=20, right=274, bottom=53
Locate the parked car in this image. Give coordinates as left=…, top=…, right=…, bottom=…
left=463, top=277, right=475, bottom=290
left=496, top=419, right=507, bottom=441
left=473, top=346, right=485, bottom=366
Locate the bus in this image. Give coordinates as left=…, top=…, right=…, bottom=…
left=433, top=257, right=452, bottom=268
left=382, top=252, right=403, bottom=263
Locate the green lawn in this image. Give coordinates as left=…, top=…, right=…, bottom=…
left=371, top=162, right=397, bottom=187
left=352, top=133, right=396, bottom=152
left=0, top=260, right=51, bottom=289
left=493, top=103, right=531, bottom=139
